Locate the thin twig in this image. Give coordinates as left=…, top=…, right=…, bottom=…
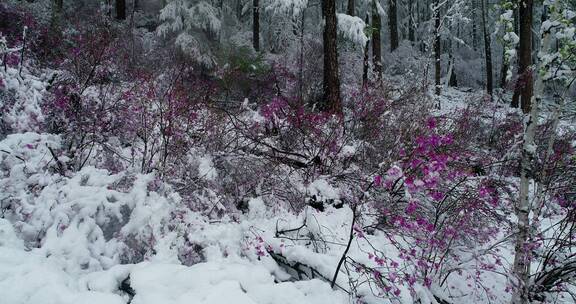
left=331, top=203, right=357, bottom=288
left=46, top=144, right=65, bottom=175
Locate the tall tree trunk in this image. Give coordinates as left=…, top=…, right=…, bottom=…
left=408, top=0, right=415, bottom=42
left=472, top=0, right=478, bottom=51
left=347, top=0, right=355, bottom=16
left=433, top=0, right=441, bottom=95
left=418, top=0, right=426, bottom=52
left=298, top=10, right=306, bottom=103
left=480, top=0, right=493, bottom=98
left=253, top=0, right=260, bottom=51
left=448, top=55, right=457, bottom=87
left=55, top=0, right=63, bottom=11
left=445, top=52, right=457, bottom=87
left=372, top=0, right=382, bottom=79
left=106, top=0, right=112, bottom=17
left=321, top=0, right=342, bottom=113
left=446, top=36, right=457, bottom=88
left=510, top=7, right=553, bottom=303
left=129, top=0, right=137, bottom=67
left=235, top=0, right=242, bottom=18
left=116, top=0, right=126, bottom=20
left=388, top=0, right=399, bottom=51
left=51, top=0, right=64, bottom=28
left=514, top=7, right=520, bottom=34
left=362, top=13, right=370, bottom=88
left=500, top=47, right=510, bottom=89
left=511, top=0, right=533, bottom=113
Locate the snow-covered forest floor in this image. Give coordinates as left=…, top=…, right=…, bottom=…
left=0, top=128, right=512, bottom=304
left=1, top=1, right=576, bottom=304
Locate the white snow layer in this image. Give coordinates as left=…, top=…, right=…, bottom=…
left=0, top=133, right=513, bottom=304
left=337, top=14, right=369, bottom=46
left=0, top=63, right=47, bottom=132
left=0, top=235, right=346, bottom=304
left=198, top=155, right=218, bottom=181
left=0, top=133, right=349, bottom=304
left=129, top=261, right=346, bottom=304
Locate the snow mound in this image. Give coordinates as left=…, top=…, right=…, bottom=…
left=0, top=234, right=347, bottom=304
left=0, top=244, right=125, bottom=304
left=307, top=179, right=339, bottom=201
left=130, top=261, right=347, bottom=304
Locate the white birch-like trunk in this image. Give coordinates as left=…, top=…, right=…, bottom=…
left=510, top=9, right=556, bottom=303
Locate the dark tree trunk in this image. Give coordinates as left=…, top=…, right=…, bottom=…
left=447, top=37, right=457, bottom=87
left=253, top=0, right=260, bottom=51
left=511, top=0, right=533, bottom=113
left=235, top=0, right=242, bottom=18
left=55, top=0, right=63, bottom=11
left=444, top=50, right=458, bottom=88
left=362, top=14, right=370, bottom=88
left=116, top=0, right=126, bottom=20
left=449, top=57, right=458, bottom=87
left=372, top=0, right=382, bottom=79
left=500, top=47, right=509, bottom=89
left=347, top=0, right=355, bottom=16
left=472, top=1, right=478, bottom=51
left=388, top=0, right=399, bottom=51
left=51, top=0, right=64, bottom=30
left=298, top=10, right=306, bottom=103
left=106, top=0, right=112, bottom=17
left=321, top=0, right=342, bottom=113
left=418, top=0, right=426, bottom=52
left=480, top=0, right=493, bottom=98
left=434, top=0, right=441, bottom=95
left=514, top=7, right=520, bottom=34
left=408, top=0, right=415, bottom=42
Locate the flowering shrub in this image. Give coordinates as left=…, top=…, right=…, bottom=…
left=1, top=1, right=576, bottom=303
left=314, top=113, right=498, bottom=300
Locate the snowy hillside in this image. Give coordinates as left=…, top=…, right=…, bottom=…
left=1, top=0, right=575, bottom=304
